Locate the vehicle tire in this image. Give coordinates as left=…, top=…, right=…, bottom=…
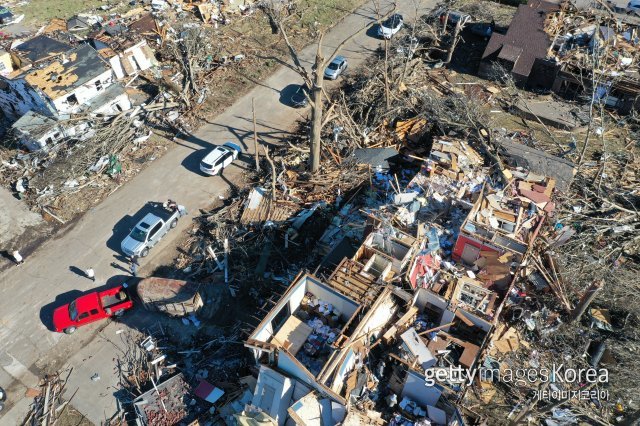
left=114, top=309, right=125, bottom=317
left=64, top=327, right=76, bottom=335
left=140, top=248, right=150, bottom=258
left=170, top=219, right=178, bottom=229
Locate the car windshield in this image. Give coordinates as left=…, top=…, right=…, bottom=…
left=384, top=16, right=400, bottom=27
left=129, top=227, right=148, bottom=242
left=328, top=62, right=339, bottom=70
left=69, top=300, right=78, bottom=321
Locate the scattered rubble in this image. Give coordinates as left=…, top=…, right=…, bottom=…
left=6, top=0, right=639, bottom=424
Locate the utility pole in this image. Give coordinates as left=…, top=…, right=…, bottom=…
left=252, top=98, right=260, bottom=171
left=224, top=238, right=229, bottom=284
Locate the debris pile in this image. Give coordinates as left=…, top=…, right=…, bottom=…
left=113, top=324, right=251, bottom=424
left=23, top=369, right=76, bottom=426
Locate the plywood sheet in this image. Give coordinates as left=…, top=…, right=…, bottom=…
left=272, top=315, right=312, bottom=356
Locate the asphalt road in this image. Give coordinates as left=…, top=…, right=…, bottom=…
left=0, top=0, right=432, bottom=422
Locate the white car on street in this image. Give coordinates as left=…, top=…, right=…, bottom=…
left=324, top=56, right=348, bottom=80
left=199, top=142, right=242, bottom=175
left=378, top=14, right=403, bottom=39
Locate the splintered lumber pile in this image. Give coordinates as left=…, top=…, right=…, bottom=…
left=23, top=369, right=76, bottom=426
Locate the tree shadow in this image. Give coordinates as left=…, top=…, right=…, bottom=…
left=199, top=119, right=295, bottom=153
left=279, top=83, right=304, bottom=107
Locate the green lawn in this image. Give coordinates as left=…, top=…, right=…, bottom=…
left=299, top=0, right=365, bottom=27
left=14, top=0, right=110, bottom=27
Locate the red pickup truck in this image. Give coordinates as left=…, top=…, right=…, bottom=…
left=53, top=285, right=133, bottom=334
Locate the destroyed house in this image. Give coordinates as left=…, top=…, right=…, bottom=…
left=0, top=6, right=13, bottom=25
left=452, top=173, right=555, bottom=265
left=547, top=10, right=640, bottom=114
left=367, top=288, right=492, bottom=423
left=481, top=1, right=640, bottom=113
left=11, top=111, right=65, bottom=151
left=352, top=225, right=416, bottom=283
left=12, top=36, right=72, bottom=72
left=87, top=35, right=157, bottom=79
left=134, top=373, right=190, bottom=425
left=246, top=274, right=403, bottom=405
left=394, top=138, right=485, bottom=228
left=479, top=0, right=560, bottom=89
left=494, top=136, right=576, bottom=192
left=0, top=44, right=130, bottom=121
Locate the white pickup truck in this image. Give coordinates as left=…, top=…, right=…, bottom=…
left=120, top=202, right=187, bottom=258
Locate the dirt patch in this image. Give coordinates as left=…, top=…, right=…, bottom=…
left=46, top=404, right=94, bottom=426
left=0, top=187, right=45, bottom=245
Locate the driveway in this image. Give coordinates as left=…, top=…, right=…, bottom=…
left=0, top=0, right=432, bottom=422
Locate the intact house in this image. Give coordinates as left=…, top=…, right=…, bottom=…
left=479, top=0, right=640, bottom=114
left=0, top=43, right=131, bottom=125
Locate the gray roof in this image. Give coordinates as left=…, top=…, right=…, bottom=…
left=352, top=147, right=400, bottom=170
left=14, top=35, right=72, bottom=63
left=67, top=15, right=91, bottom=31
left=81, top=83, right=127, bottom=113
left=12, top=110, right=57, bottom=132
left=494, top=137, right=576, bottom=192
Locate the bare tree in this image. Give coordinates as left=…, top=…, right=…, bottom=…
left=162, top=26, right=221, bottom=109
left=261, top=1, right=376, bottom=172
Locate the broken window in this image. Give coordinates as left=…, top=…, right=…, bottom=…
left=66, top=94, right=78, bottom=105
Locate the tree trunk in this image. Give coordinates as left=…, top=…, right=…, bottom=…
left=571, top=279, right=604, bottom=322
left=263, top=145, right=277, bottom=200
left=444, top=19, right=463, bottom=65
left=309, top=37, right=325, bottom=173
left=384, top=38, right=390, bottom=110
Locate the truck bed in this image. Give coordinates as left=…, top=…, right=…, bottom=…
left=100, top=289, right=129, bottom=309
left=148, top=202, right=182, bottom=223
